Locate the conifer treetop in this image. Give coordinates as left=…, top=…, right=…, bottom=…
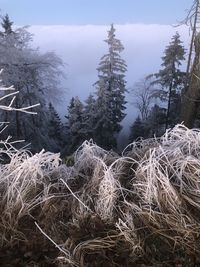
left=97, top=24, right=127, bottom=78
left=1, top=14, right=13, bottom=34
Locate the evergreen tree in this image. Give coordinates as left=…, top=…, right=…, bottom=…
left=129, top=116, right=148, bottom=142
left=82, top=94, right=96, bottom=140
left=154, top=32, right=186, bottom=129
left=47, top=102, right=63, bottom=152
left=1, top=14, right=13, bottom=34
left=0, top=15, right=64, bottom=152
left=94, top=79, right=116, bottom=148
left=146, top=104, right=166, bottom=137
left=94, top=24, right=127, bottom=149
left=65, top=96, right=85, bottom=154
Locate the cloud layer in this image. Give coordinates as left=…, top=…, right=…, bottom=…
left=29, top=24, right=190, bottom=130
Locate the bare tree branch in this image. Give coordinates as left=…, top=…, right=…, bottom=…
left=131, top=76, right=156, bottom=121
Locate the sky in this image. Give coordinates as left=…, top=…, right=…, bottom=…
left=0, top=1, right=194, bottom=136
left=0, top=0, right=193, bottom=25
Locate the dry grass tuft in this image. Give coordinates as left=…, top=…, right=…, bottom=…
left=2, top=125, right=200, bottom=266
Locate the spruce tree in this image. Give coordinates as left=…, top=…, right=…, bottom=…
left=65, top=96, right=85, bottom=154
left=95, top=79, right=116, bottom=148
left=0, top=15, right=64, bottom=152
left=146, top=104, right=166, bottom=137
left=94, top=24, right=127, bottom=149
left=1, top=14, right=13, bottom=34
left=47, top=102, right=63, bottom=152
left=82, top=94, right=96, bottom=140
left=154, top=32, right=186, bottom=129
left=129, top=116, right=148, bottom=142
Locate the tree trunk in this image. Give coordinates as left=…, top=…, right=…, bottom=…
left=181, top=33, right=200, bottom=128
left=186, top=0, right=199, bottom=77
left=165, top=80, right=173, bottom=130
left=15, top=98, right=22, bottom=137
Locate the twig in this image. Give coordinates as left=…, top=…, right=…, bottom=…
left=61, top=178, right=92, bottom=212
left=35, top=222, right=69, bottom=256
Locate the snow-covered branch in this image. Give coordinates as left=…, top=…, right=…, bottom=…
left=0, top=69, right=39, bottom=139
left=0, top=72, right=40, bottom=115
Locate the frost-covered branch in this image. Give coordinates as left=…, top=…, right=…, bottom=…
left=0, top=74, right=40, bottom=115
left=0, top=69, right=39, bottom=141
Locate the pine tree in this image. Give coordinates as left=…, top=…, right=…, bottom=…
left=154, top=32, right=186, bottom=129
left=1, top=14, right=13, bottom=35
left=82, top=94, right=96, bottom=140
left=94, top=79, right=116, bottom=148
left=129, top=116, right=148, bottom=142
left=0, top=15, right=64, bottom=152
left=94, top=24, right=127, bottom=149
left=146, top=104, right=166, bottom=137
left=47, top=102, right=63, bottom=152
left=65, top=96, right=85, bottom=154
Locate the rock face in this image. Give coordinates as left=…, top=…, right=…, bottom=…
left=181, top=33, right=200, bottom=127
